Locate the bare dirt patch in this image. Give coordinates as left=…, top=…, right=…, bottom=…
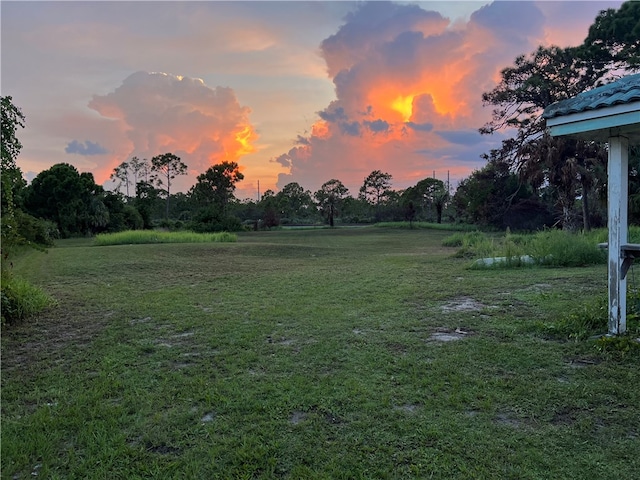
left=289, top=411, right=308, bottom=425
left=145, top=443, right=181, bottom=455
left=171, top=361, right=193, bottom=370
left=200, top=412, right=215, bottom=423
left=551, top=409, right=576, bottom=426
left=393, top=404, right=420, bottom=414
left=266, top=335, right=295, bottom=346
left=494, top=411, right=526, bottom=429
left=153, top=331, right=198, bottom=350
left=565, top=357, right=600, bottom=368
left=129, top=316, right=152, bottom=325
left=428, top=327, right=472, bottom=342
left=440, top=297, right=486, bottom=313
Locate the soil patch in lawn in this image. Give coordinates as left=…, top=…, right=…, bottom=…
left=440, top=296, right=486, bottom=313
left=565, top=357, right=601, bottom=368
left=393, top=404, right=421, bottom=414
left=146, top=443, right=181, bottom=455
left=551, top=408, right=576, bottom=426
left=200, top=412, right=215, bottom=423
left=428, top=327, right=473, bottom=342
left=494, top=411, right=526, bottom=429
left=289, top=411, right=307, bottom=425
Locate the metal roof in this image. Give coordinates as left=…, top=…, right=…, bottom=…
left=543, top=73, right=640, bottom=119
left=543, top=73, right=640, bottom=142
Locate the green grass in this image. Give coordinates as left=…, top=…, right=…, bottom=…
left=2, top=228, right=639, bottom=479
left=94, top=230, right=237, bottom=246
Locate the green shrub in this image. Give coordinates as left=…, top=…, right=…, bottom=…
left=15, top=210, right=59, bottom=247
left=441, top=232, right=466, bottom=247
left=123, top=206, right=144, bottom=230
left=529, top=230, right=605, bottom=266
left=502, top=229, right=527, bottom=261
left=442, top=231, right=496, bottom=258
left=1, top=271, right=56, bottom=326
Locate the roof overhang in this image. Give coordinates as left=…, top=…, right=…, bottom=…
left=546, top=100, right=640, bottom=142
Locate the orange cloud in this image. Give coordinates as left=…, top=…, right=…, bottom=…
left=311, top=120, right=330, bottom=139
left=88, top=71, right=257, bottom=190
left=275, top=1, right=595, bottom=193
left=391, top=95, right=414, bottom=122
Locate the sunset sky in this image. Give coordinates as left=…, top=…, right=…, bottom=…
left=1, top=1, right=624, bottom=200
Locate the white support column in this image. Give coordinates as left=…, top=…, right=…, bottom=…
left=608, top=136, right=629, bottom=335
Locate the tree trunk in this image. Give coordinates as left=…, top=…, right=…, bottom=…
left=560, top=200, right=577, bottom=232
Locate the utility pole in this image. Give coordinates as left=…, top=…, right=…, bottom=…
left=257, top=180, right=261, bottom=202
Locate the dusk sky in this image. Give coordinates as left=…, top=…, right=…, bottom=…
left=1, top=1, right=624, bottom=200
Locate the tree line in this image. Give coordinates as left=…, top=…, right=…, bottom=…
left=5, top=149, right=453, bottom=241
left=2, top=2, right=638, bottom=247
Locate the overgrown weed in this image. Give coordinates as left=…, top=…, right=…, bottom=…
left=1, top=270, right=57, bottom=326
left=443, top=231, right=495, bottom=258
left=529, top=230, right=605, bottom=266
left=594, top=335, right=640, bottom=358
left=444, top=229, right=606, bottom=268
left=94, top=230, right=237, bottom=246
left=534, top=294, right=608, bottom=341
left=534, top=287, right=640, bottom=357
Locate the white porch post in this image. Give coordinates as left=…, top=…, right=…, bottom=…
left=608, top=136, right=629, bottom=335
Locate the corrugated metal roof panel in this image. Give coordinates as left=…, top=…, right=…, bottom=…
left=543, top=73, right=640, bottom=119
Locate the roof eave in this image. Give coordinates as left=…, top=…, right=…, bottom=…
left=546, top=101, right=640, bottom=142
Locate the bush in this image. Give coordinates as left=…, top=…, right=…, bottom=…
left=221, top=216, right=243, bottom=232
left=15, top=210, right=59, bottom=247
left=190, top=211, right=243, bottom=233
left=123, top=205, right=144, bottom=230
left=1, top=271, right=56, bottom=326
left=442, top=231, right=471, bottom=247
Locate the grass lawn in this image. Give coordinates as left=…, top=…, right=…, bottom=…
left=2, top=227, right=638, bottom=479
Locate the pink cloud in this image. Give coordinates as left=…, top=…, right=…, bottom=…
left=87, top=71, right=257, bottom=191
left=275, top=1, right=608, bottom=193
